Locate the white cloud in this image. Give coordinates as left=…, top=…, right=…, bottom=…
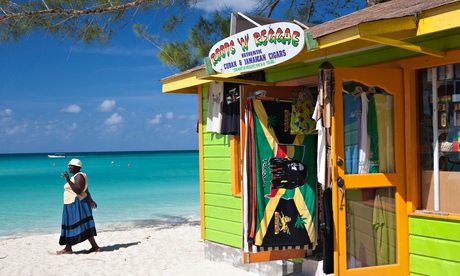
left=44, top=123, right=54, bottom=131
left=178, top=129, right=190, bottom=135
left=61, top=104, right=81, bottom=113
left=175, top=114, right=198, bottom=120
left=70, top=123, right=78, bottom=130
left=104, top=113, right=124, bottom=125
left=5, top=122, right=28, bottom=135
left=1, top=117, right=13, bottom=124
left=147, top=114, right=162, bottom=125
left=0, top=108, right=13, bottom=116
left=165, top=112, right=174, bottom=119
left=98, top=99, right=117, bottom=112
left=195, top=0, right=257, bottom=13
left=105, top=125, right=119, bottom=132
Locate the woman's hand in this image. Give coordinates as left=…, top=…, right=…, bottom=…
left=61, top=171, right=69, bottom=180
left=90, top=201, right=98, bottom=209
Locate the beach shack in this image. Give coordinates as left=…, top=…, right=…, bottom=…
left=160, top=0, right=460, bottom=275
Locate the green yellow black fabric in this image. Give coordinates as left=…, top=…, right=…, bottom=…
left=250, top=99, right=317, bottom=247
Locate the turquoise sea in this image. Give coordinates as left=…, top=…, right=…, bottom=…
left=0, top=151, right=200, bottom=239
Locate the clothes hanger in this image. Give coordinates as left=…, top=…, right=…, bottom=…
left=352, top=86, right=364, bottom=95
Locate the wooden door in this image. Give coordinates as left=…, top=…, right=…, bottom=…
left=332, top=68, right=408, bottom=275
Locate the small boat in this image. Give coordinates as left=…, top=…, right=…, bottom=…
left=48, top=153, right=65, bottom=158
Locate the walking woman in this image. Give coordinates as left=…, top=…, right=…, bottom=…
left=56, top=158, right=100, bottom=254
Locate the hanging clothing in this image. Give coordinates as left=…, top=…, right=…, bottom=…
left=368, top=94, right=394, bottom=173
left=321, top=188, right=334, bottom=274
left=372, top=188, right=396, bottom=265
left=243, top=99, right=254, bottom=253
left=343, top=93, right=361, bottom=174
left=318, top=66, right=333, bottom=128
left=318, top=63, right=334, bottom=190
left=290, top=99, right=317, bottom=135
left=368, top=95, right=379, bottom=173
left=206, top=81, right=224, bottom=133
left=246, top=99, right=317, bottom=248
left=221, top=82, right=240, bottom=135
left=358, top=92, right=371, bottom=174
left=313, top=99, right=326, bottom=190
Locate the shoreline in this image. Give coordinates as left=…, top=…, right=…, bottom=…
left=0, top=223, right=256, bottom=275
left=0, top=216, right=201, bottom=240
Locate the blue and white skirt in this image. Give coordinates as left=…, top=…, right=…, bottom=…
left=59, top=197, right=97, bottom=246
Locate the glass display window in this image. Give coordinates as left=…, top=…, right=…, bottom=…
left=418, top=64, right=460, bottom=214
left=342, top=81, right=395, bottom=175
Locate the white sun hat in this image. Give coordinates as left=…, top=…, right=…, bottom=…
left=68, top=158, right=82, bottom=167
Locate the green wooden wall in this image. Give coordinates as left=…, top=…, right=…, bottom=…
left=202, top=84, right=243, bottom=248
left=409, top=216, right=460, bottom=275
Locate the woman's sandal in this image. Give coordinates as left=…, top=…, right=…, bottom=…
left=85, top=247, right=101, bottom=254
left=56, top=249, right=73, bottom=255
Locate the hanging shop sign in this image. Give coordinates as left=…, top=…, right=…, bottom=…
left=208, top=22, right=305, bottom=74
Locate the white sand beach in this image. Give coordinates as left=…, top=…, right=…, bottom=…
left=0, top=224, right=258, bottom=276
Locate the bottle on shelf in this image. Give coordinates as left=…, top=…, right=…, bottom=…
left=455, top=103, right=460, bottom=127
left=440, top=103, right=447, bottom=127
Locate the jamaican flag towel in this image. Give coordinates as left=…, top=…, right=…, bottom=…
left=247, top=99, right=317, bottom=247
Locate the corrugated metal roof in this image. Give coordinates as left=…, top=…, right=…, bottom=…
left=310, top=0, right=459, bottom=37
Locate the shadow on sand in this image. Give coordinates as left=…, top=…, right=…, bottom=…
left=73, top=241, right=141, bottom=254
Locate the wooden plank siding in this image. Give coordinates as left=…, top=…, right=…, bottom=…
left=201, top=86, right=243, bottom=249
left=409, top=216, right=460, bottom=275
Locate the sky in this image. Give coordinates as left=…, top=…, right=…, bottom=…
left=0, top=0, right=365, bottom=154
left=0, top=0, right=260, bottom=154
